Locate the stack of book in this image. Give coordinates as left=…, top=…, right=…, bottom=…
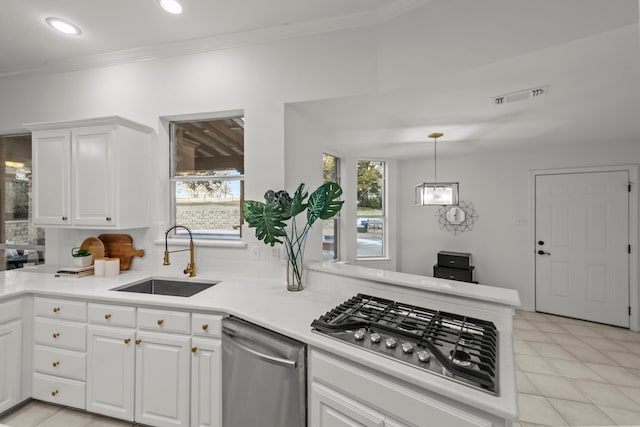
left=55, top=265, right=94, bottom=278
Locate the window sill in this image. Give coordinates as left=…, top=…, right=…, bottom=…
left=355, top=257, right=391, bottom=262
left=153, top=238, right=248, bottom=249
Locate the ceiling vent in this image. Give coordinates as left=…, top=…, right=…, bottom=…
left=492, top=85, right=549, bottom=105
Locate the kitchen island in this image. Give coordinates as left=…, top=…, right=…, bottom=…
left=0, top=261, right=520, bottom=426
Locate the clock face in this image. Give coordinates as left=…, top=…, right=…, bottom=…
left=446, top=206, right=466, bottom=225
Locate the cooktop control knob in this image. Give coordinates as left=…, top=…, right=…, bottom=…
left=417, top=351, right=431, bottom=363
left=384, top=337, right=397, bottom=348
left=401, top=342, right=414, bottom=354
left=354, top=328, right=366, bottom=340
left=369, top=332, right=381, bottom=343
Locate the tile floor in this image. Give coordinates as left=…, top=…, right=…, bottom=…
left=513, top=309, right=640, bottom=427
left=1, top=309, right=639, bottom=427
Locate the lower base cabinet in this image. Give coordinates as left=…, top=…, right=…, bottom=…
left=191, top=337, right=222, bottom=427
left=0, top=319, right=22, bottom=413
left=86, top=325, right=135, bottom=421
left=135, top=331, right=191, bottom=427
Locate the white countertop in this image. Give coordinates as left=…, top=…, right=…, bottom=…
left=0, top=263, right=520, bottom=421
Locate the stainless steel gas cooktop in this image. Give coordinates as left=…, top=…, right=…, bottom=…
left=311, top=293, right=499, bottom=395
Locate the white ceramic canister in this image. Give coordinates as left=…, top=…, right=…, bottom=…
left=105, top=258, right=120, bottom=277
left=94, top=257, right=108, bottom=276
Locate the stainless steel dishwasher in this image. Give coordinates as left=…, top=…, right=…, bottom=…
left=222, top=317, right=306, bottom=427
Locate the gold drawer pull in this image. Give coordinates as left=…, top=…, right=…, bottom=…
left=191, top=347, right=198, bottom=353
left=124, top=338, right=131, bottom=344
left=201, top=324, right=208, bottom=330
left=52, top=333, right=60, bottom=338
left=135, top=339, right=142, bottom=345
left=53, top=307, right=60, bottom=313
left=51, top=390, right=59, bottom=397
left=157, top=319, right=164, bottom=326
left=52, top=361, right=59, bottom=367
left=105, top=314, right=112, bottom=320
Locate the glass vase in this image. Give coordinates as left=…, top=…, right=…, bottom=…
left=286, top=253, right=304, bottom=292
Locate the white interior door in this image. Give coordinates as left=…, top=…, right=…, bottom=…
left=535, top=171, right=629, bottom=327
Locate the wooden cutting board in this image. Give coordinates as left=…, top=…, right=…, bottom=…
left=97, top=234, right=145, bottom=271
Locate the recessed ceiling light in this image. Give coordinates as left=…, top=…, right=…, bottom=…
left=45, top=17, right=82, bottom=35
left=159, top=0, right=183, bottom=14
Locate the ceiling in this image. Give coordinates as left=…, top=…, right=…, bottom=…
left=1, top=1, right=639, bottom=158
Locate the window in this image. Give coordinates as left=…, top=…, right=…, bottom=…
left=357, top=160, right=385, bottom=258
left=322, top=153, right=340, bottom=261
left=170, top=116, right=244, bottom=239
left=0, top=134, right=45, bottom=270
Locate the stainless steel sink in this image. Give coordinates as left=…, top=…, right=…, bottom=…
left=112, top=278, right=219, bottom=297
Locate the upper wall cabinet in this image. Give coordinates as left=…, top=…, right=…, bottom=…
left=27, top=117, right=153, bottom=229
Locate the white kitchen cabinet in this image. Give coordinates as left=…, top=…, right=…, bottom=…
left=0, top=299, right=22, bottom=413
left=309, top=349, right=495, bottom=427
left=86, top=325, right=135, bottom=421
left=135, top=330, right=191, bottom=427
left=32, top=297, right=87, bottom=410
left=28, top=116, right=152, bottom=229
left=190, top=337, right=222, bottom=427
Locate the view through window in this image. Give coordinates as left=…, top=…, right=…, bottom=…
left=170, top=116, right=244, bottom=239
left=0, top=134, right=45, bottom=270
left=357, top=160, right=385, bottom=257
left=322, top=154, right=339, bottom=261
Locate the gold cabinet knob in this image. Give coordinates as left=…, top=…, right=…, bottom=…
left=53, top=307, right=60, bottom=313
left=135, top=339, right=142, bottom=345
left=52, top=361, right=59, bottom=367
left=52, top=333, right=60, bottom=338
left=191, top=347, right=198, bottom=353
left=157, top=319, right=164, bottom=326
left=124, top=338, right=131, bottom=344
left=104, top=313, right=112, bottom=320
left=201, top=324, right=208, bottom=330
left=51, top=390, right=59, bottom=397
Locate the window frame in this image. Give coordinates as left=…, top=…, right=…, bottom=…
left=356, top=159, right=387, bottom=259
left=322, top=153, right=340, bottom=261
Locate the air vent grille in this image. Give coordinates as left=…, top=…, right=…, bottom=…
left=492, top=85, right=549, bottom=105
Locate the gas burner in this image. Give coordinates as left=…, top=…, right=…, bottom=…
left=311, top=293, right=499, bottom=395
left=450, top=350, right=473, bottom=367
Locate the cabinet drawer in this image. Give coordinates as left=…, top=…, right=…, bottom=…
left=138, top=308, right=190, bottom=334
left=88, top=303, right=136, bottom=327
left=35, top=297, right=87, bottom=321
left=34, top=345, right=86, bottom=381
left=34, top=318, right=86, bottom=351
left=433, top=266, right=474, bottom=283
left=191, top=313, right=223, bottom=338
left=437, top=251, right=472, bottom=270
left=33, top=372, right=85, bottom=410
left=0, top=299, right=21, bottom=323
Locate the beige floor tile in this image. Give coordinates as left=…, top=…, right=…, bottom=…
left=531, top=322, right=567, bottom=334
left=519, top=423, right=555, bottom=427
left=564, top=345, right=617, bottom=365
left=546, top=397, right=616, bottom=426
left=516, top=354, right=560, bottom=376
left=514, top=318, right=538, bottom=331
left=0, top=401, right=62, bottom=427
left=618, top=384, right=640, bottom=406
left=514, top=339, right=541, bottom=356
left=578, top=335, right=628, bottom=352
left=617, top=340, right=640, bottom=354
left=545, top=358, right=604, bottom=382
left=517, top=393, right=567, bottom=426
left=585, top=363, right=640, bottom=387
left=559, top=323, right=605, bottom=338
left=591, top=325, right=636, bottom=341
left=530, top=342, right=577, bottom=361
left=517, top=310, right=552, bottom=323
left=543, top=313, right=591, bottom=326
left=572, top=379, right=640, bottom=411
left=516, top=370, right=540, bottom=395
left=598, top=405, right=640, bottom=426
left=36, top=408, right=95, bottom=427
left=546, top=332, right=590, bottom=349
left=524, top=372, right=589, bottom=402
left=515, top=329, right=555, bottom=343
left=603, top=350, right=640, bottom=369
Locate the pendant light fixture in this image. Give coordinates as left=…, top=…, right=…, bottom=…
left=414, top=132, right=459, bottom=206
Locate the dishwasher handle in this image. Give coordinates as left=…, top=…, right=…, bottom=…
left=224, top=330, right=297, bottom=368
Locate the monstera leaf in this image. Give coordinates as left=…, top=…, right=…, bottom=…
left=307, top=182, right=344, bottom=226
left=243, top=200, right=289, bottom=246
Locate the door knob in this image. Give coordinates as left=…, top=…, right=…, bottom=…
left=537, top=250, right=551, bottom=255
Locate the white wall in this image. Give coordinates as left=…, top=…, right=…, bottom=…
left=0, top=27, right=380, bottom=278
left=398, top=140, right=640, bottom=313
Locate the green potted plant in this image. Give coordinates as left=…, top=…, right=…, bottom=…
left=243, top=182, right=343, bottom=291
left=71, top=247, right=93, bottom=267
